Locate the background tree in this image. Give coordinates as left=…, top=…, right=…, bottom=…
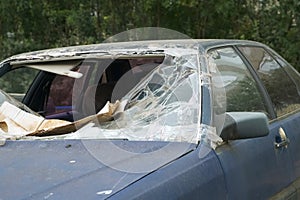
left=0, top=0, right=299, bottom=70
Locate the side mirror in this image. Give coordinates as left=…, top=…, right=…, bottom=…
left=220, top=112, right=269, bottom=141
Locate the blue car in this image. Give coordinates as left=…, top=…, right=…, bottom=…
left=0, top=40, right=299, bottom=199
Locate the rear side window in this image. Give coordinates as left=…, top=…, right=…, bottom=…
left=273, top=55, right=300, bottom=96
left=238, top=46, right=300, bottom=117
left=209, top=47, right=269, bottom=115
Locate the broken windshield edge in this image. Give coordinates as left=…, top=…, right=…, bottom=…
left=0, top=48, right=223, bottom=148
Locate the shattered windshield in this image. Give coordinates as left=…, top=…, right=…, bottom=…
left=0, top=46, right=202, bottom=144
left=92, top=53, right=200, bottom=143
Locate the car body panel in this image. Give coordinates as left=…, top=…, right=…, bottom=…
left=279, top=112, right=300, bottom=178
left=0, top=140, right=195, bottom=199
left=216, top=120, right=294, bottom=199
left=110, top=145, right=227, bottom=200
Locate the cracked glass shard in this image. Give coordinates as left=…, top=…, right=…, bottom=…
left=86, top=53, right=202, bottom=143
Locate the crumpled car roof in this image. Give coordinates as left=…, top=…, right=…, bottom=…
left=1, top=39, right=262, bottom=65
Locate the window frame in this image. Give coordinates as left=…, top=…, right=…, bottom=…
left=234, top=45, right=277, bottom=119
left=236, top=44, right=300, bottom=119
left=207, top=45, right=276, bottom=120
left=23, top=70, right=55, bottom=114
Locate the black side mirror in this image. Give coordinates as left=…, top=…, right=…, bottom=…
left=220, top=112, right=269, bottom=141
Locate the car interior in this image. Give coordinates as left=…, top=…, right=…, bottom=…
left=21, top=56, right=165, bottom=122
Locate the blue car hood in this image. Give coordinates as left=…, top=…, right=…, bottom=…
left=0, top=140, right=195, bottom=199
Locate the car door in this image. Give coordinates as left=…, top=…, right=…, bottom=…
left=238, top=45, right=300, bottom=195
left=208, top=46, right=294, bottom=199
left=273, top=55, right=300, bottom=179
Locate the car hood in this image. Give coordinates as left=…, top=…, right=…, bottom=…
left=0, top=139, right=195, bottom=199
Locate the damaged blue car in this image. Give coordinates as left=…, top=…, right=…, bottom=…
left=0, top=39, right=299, bottom=199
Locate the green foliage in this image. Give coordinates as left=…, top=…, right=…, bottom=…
left=0, top=67, right=39, bottom=94
left=0, top=0, right=299, bottom=71
left=226, top=77, right=266, bottom=113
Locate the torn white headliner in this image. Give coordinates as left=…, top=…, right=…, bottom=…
left=25, top=61, right=83, bottom=78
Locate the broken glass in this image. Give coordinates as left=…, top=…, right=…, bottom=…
left=68, top=51, right=201, bottom=144
left=0, top=44, right=224, bottom=148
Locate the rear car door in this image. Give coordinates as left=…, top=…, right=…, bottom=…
left=238, top=46, right=300, bottom=195
left=208, top=46, right=294, bottom=199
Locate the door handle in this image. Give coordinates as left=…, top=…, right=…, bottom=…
left=274, top=127, right=290, bottom=148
